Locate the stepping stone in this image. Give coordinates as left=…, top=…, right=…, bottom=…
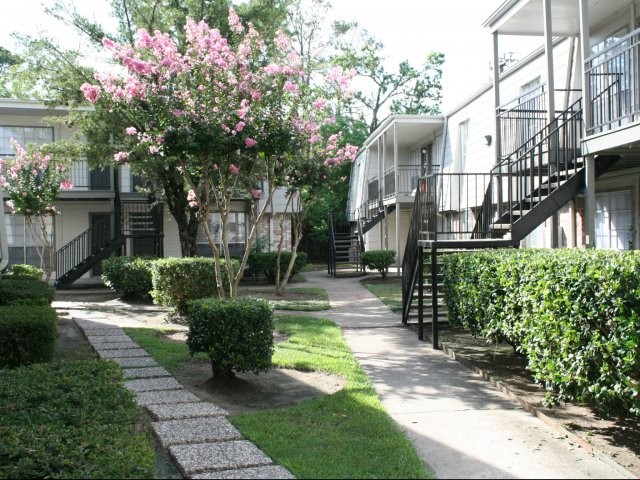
left=136, top=389, right=200, bottom=406
left=125, top=377, right=183, bottom=393
left=191, top=465, right=296, bottom=479
left=146, top=402, right=228, bottom=420
left=86, top=335, right=132, bottom=344
left=112, top=356, right=159, bottom=368
left=81, top=328, right=125, bottom=336
left=153, top=417, right=241, bottom=446
left=169, top=441, right=272, bottom=477
left=89, top=341, right=139, bottom=350
left=123, top=367, right=172, bottom=379
left=96, top=348, right=149, bottom=358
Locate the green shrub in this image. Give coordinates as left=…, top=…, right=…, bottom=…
left=248, top=251, right=308, bottom=283
left=361, top=250, right=396, bottom=278
left=441, top=248, right=640, bottom=417
left=101, top=256, right=154, bottom=299
left=2, top=264, right=44, bottom=281
left=0, top=305, right=58, bottom=368
left=187, top=297, right=274, bottom=378
left=0, top=278, right=55, bottom=306
left=151, top=257, right=240, bottom=314
left=0, top=360, right=154, bottom=479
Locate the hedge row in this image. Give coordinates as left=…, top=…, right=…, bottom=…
left=441, top=248, right=640, bottom=417
left=0, top=272, right=58, bottom=369
left=248, top=251, right=308, bottom=283
left=0, top=360, right=154, bottom=479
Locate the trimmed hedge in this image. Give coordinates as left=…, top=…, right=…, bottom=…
left=362, top=250, right=396, bottom=278
left=2, top=264, right=44, bottom=281
left=151, top=257, right=240, bottom=313
left=441, top=248, right=640, bottom=417
left=101, top=256, right=154, bottom=299
left=0, top=277, right=55, bottom=306
left=0, top=305, right=58, bottom=368
left=187, top=297, right=274, bottom=378
left=0, top=360, right=154, bottom=479
left=248, top=251, right=308, bottom=283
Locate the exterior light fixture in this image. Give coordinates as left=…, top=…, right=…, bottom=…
left=484, top=135, right=492, bottom=146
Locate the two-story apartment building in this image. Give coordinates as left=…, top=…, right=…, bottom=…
left=349, top=0, right=640, bottom=264
left=0, top=98, right=295, bottom=287
left=345, top=0, right=640, bottom=340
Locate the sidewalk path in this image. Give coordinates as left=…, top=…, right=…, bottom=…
left=300, top=270, right=627, bottom=479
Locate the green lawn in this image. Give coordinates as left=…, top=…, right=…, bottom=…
left=125, top=315, right=430, bottom=479
left=361, top=277, right=403, bottom=313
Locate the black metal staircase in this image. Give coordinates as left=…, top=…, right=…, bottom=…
left=55, top=201, right=162, bottom=289
left=327, top=213, right=364, bottom=277
left=402, top=97, right=619, bottom=347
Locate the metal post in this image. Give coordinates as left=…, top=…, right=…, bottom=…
left=418, top=246, right=424, bottom=341
left=431, top=245, right=439, bottom=349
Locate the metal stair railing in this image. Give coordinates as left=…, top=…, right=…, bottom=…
left=473, top=97, right=583, bottom=241
left=55, top=212, right=117, bottom=282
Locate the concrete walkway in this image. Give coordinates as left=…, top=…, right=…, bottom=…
left=55, top=273, right=631, bottom=479
left=300, top=270, right=628, bottom=479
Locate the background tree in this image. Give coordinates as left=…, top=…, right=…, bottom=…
left=333, top=27, right=444, bottom=133
left=0, top=141, right=75, bottom=281
left=83, top=11, right=356, bottom=297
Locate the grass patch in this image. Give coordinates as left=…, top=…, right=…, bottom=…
left=361, top=277, right=403, bottom=313
left=124, top=328, right=206, bottom=370
left=231, top=315, right=430, bottom=479
left=125, top=315, right=429, bottom=478
left=251, top=287, right=330, bottom=311
left=0, top=360, right=154, bottom=479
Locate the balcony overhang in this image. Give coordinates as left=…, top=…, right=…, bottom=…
left=484, top=0, right=630, bottom=37
left=359, top=115, right=445, bottom=155
left=582, top=121, right=640, bottom=157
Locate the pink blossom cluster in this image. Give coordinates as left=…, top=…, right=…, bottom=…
left=0, top=139, right=73, bottom=216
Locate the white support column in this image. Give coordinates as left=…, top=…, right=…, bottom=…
left=579, top=0, right=591, bottom=131
left=492, top=32, right=501, bottom=164
left=394, top=123, right=400, bottom=275
left=543, top=0, right=556, bottom=125
left=0, top=186, right=8, bottom=272
left=585, top=155, right=596, bottom=246
left=579, top=0, right=595, bottom=246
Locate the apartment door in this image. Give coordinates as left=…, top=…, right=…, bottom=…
left=90, top=213, right=112, bottom=276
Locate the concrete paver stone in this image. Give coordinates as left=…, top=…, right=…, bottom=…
left=135, top=389, right=201, bottom=406
left=145, top=402, right=228, bottom=420
left=124, top=377, right=184, bottom=393
left=85, top=335, right=133, bottom=344
left=123, top=367, right=172, bottom=379
left=169, top=441, right=273, bottom=477
left=88, top=341, right=140, bottom=350
left=190, top=465, right=296, bottom=479
left=95, top=348, right=150, bottom=358
left=111, top=356, right=159, bottom=368
left=152, top=417, right=242, bottom=446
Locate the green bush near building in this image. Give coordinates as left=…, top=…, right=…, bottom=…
left=101, top=256, right=154, bottom=299
left=441, top=248, right=640, bottom=417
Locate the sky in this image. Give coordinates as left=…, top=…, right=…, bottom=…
left=0, top=0, right=542, bottom=111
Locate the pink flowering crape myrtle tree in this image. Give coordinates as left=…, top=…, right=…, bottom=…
left=0, top=140, right=73, bottom=281
left=82, top=9, right=356, bottom=298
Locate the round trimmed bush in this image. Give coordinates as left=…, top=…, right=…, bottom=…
left=362, top=250, right=396, bottom=277
left=101, top=256, right=153, bottom=299
left=186, top=297, right=274, bottom=378
left=2, top=264, right=44, bottom=281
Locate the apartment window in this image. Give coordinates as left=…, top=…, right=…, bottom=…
left=197, top=212, right=246, bottom=256
left=0, top=126, right=53, bottom=154
left=456, top=121, right=469, bottom=173
left=595, top=190, right=633, bottom=250
left=4, top=213, right=54, bottom=267
left=518, top=78, right=543, bottom=147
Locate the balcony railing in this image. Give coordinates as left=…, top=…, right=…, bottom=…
left=586, top=26, right=640, bottom=135
left=497, top=86, right=580, bottom=162
left=68, top=161, right=112, bottom=191
left=383, top=166, right=422, bottom=198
